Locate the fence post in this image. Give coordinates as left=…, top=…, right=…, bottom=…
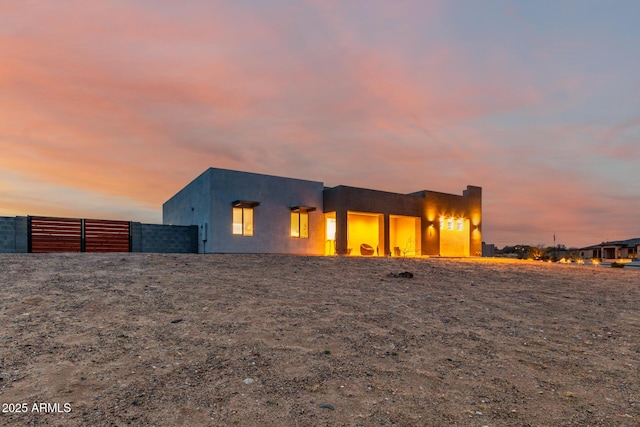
left=81, top=219, right=86, bottom=252
left=27, top=216, right=32, bottom=253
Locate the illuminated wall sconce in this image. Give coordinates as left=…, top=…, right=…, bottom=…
left=440, top=216, right=459, bottom=231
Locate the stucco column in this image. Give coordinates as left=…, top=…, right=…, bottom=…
left=383, top=214, right=390, bottom=256
left=334, top=209, right=348, bottom=255
left=465, top=186, right=482, bottom=257
left=422, top=220, right=439, bottom=256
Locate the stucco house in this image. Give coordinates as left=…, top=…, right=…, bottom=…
left=579, top=238, right=640, bottom=261
left=163, top=168, right=482, bottom=256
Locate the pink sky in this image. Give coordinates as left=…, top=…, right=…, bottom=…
left=2, top=1, right=639, bottom=248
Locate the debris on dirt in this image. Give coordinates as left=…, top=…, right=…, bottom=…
left=243, top=378, right=255, bottom=385
left=170, top=318, right=183, bottom=324
left=319, top=403, right=335, bottom=410
left=388, top=271, right=414, bottom=278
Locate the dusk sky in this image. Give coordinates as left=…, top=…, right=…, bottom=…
left=2, top=0, right=639, bottom=248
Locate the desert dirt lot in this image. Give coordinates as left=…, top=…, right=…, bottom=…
left=0, top=254, right=639, bottom=426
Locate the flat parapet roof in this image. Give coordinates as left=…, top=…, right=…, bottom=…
left=324, top=184, right=426, bottom=199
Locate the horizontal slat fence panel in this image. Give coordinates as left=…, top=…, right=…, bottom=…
left=30, top=216, right=82, bottom=253
left=29, top=216, right=131, bottom=253
left=84, top=219, right=130, bottom=252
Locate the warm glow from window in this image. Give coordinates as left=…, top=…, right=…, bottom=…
left=447, top=218, right=454, bottom=231
left=290, top=213, right=299, bottom=237
left=291, top=212, right=309, bottom=238
left=301, top=213, right=308, bottom=238
left=326, top=217, right=336, bottom=240
left=232, top=207, right=254, bottom=236
left=244, top=208, right=253, bottom=235
left=232, top=207, right=242, bottom=234
left=456, top=219, right=464, bottom=231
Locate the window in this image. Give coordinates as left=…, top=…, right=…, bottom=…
left=447, top=218, right=454, bottom=231
left=456, top=219, right=464, bottom=231
left=233, top=207, right=254, bottom=236
left=231, top=200, right=259, bottom=236
left=290, top=206, right=315, bottom=239
left=326, top=217, right=336, bottom=240
left=291, top=212, right=309, bottom=238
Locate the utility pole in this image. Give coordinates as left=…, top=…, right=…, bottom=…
left=553, top=232, right=556, bottom=261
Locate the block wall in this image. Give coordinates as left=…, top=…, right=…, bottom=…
left=139, top=223, right=198, bottom=253
left=0, top=216, right=28, bottom=253
left=1, top=217, right=197, bottom=254
left=0, top=217, right=17, bottom=253
left=15, top=217, right=28, bottom=253
left=130, top=222, right=142, bottom=252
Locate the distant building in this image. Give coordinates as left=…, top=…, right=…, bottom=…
left=482, top=242, right=496, bottom=257
left=163, top=167, right=483, bottom=256
left=580, top=238, right=640, bottom=261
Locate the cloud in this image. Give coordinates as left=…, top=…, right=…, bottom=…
left=0, top=171, right=160, bottom=222
left=591, top=116, right=640, bottom=160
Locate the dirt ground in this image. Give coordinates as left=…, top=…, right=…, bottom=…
left=0, top=253, right=638, bottom=426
